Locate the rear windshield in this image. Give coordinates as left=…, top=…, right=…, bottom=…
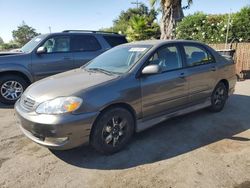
left=103, top=36, right=128, bottom=47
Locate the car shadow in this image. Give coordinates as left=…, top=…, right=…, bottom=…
left=0, top=102, right=13, bottom=109
left=51, top=94, right=250, bottom=170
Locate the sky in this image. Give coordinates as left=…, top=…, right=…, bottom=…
left=0, top=0, right=249, bottom=42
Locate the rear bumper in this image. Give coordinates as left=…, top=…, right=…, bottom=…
left=15, top=100, right=99, bottom=150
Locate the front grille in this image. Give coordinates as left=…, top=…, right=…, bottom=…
left=20, top=95, right=36, bottom=111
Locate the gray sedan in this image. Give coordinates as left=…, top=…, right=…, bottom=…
left=15, top=40, right=236, bottom=154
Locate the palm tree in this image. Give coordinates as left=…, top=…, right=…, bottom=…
left=126, top=15, right=160, bottom=41
left=150, top=0, right=193, bottom=39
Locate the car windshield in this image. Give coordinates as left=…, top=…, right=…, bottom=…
left=84, top=45, right=152, bottom=74
left=20, top=35, right=46, bottom=53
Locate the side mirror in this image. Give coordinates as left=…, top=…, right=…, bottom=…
left=36, top=47, right=47, bottom=54
left=142, top=65, right=161, bottom=75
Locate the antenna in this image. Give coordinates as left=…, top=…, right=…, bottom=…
left=131, top=0, right=142, bottom=9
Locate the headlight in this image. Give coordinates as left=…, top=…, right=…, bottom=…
left=36, top=96, right=82, bottom=115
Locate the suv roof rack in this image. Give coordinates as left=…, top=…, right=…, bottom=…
left=62, top=30, right=119, bottom=35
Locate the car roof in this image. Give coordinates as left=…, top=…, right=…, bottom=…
left=122, top=39, right=206, bottom=47
left=44, top=31, right=126, bottom=37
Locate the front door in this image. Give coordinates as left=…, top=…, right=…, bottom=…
left=32, top=36, right=74, bottom=81
left=141, top=44, right=188, bottom=118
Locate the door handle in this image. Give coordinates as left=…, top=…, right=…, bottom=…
left=179, top=72, right=185, bottom=79
left=211, top=66, right=217, bottom=71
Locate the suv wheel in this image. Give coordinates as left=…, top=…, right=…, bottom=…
left=91, top=107, right=134, bottom=154
left=209, top=82, right=228, bottom=112
left=0, top=75, right=29, bottom=105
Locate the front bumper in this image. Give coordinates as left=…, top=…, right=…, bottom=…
left=15, top=100, right=99, bottom=150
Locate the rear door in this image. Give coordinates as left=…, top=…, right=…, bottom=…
left=182, top=44, right=217, bottom=103
left=31, top=35, right=74, bottom=81
left=71, top=35, right=104, bottom=68
left=140, top=44, right=189, bottom=118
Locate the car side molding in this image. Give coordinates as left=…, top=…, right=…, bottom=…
left=136, top=99, right=212, bottom=132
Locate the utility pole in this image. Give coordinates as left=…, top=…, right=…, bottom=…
left=225, top=9, right=231, bottom=49
left=131, top=0, right=141, bottom=9
left=48, top=26, right=51, bottom=33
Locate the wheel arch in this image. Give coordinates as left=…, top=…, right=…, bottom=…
left=0, top=70, right=32, bottom=85
left=100, top=102, right=137, bottom=120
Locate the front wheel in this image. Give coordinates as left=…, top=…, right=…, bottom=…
left=0, top=75, right=29, bottom=105
left=209, top=82, right=228, bottom=112
left=91, top=107, right=135, bottom=154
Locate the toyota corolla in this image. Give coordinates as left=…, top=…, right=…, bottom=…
left=15, top=40, right=236, bottom=154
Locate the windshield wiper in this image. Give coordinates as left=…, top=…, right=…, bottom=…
left=87, top=68, right=116, bottom=76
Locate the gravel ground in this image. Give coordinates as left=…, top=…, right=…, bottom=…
left=0, top=80, right=250, bottom=188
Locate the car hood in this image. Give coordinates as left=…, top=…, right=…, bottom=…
left=0, top=51, right=30, bottom=64
left=24, top=68, right=119, bottom=103
left=0, top=51, right=24, bottom=57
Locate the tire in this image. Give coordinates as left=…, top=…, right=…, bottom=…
left=0, top=75, right=29, bottom=105
left=91, top=107, right=135, bottom=155
left=209, top=82, right=228, bottom=113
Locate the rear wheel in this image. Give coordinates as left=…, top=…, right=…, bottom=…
left=0, top=75, right=29, bottom=105
left=209, top=82, right=228, bottom=112
left=91, top=107, right=134, bottom=154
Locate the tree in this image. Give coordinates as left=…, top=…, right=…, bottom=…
left=231, top=6, right=250, bottom=42
left=114, top=4, right=157, bottom=34
left=126, top=15, right=160, bottom=41
left=12, top=21, right=40, bottom=46
left=101, top=3, right=160, bottom=40
left=150, top=0, right=193, bottom=39
left=0, top=37, right=4, bottom=45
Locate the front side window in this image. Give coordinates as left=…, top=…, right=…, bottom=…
left=85, top=45, right=151, bottom=74
left=72, top=35, right=101, bottom=52
left=148, top=45, right=182, bottom=72
left=41, top=36, right=70, bottom=53
left=184, top=45, right=213, bottom=67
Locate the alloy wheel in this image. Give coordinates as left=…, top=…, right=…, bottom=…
left=0, top=81, right=23, bottom=101
left=213, top=86, right=226, bottom=106
left=102, top=116, right=127, bottom=147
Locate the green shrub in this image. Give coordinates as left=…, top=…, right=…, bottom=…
left=231, top=6, right=250, bottom=42
left=176, top=6, right=250, bottom=43
left=0, top=42, right=20, bottom=50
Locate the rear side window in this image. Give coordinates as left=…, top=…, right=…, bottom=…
left=72, top=35, right=101, bottom=52
left=103, top=36, right=128, bottom=47
left=184, top=45, right=213, bottom=67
